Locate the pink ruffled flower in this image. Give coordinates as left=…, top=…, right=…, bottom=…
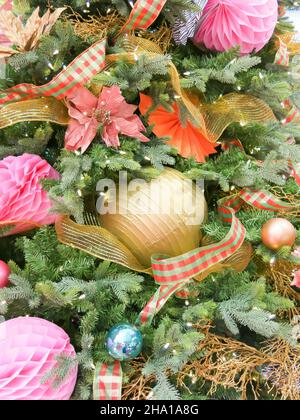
left=291, top=270, right=300, bottom=288
left=0, top=154, right=60, bottom=235
left=0, top=0, right=13, bottom=47
left=64, top=85, right=149, bottom=153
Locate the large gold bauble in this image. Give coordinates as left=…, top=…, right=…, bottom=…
left=99, top=168, right=207, bottom=267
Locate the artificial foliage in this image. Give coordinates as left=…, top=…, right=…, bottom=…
left=0, top=0, right=300, bottom=401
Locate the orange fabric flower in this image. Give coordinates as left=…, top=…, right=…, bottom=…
left=139, top=94, right=217, bottom=163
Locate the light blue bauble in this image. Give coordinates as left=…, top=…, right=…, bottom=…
left=106, top=324, right=143, bottom=361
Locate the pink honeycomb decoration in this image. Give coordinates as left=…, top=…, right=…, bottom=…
left=0, top=317, right=78, bottom=400
left=193, top=0, right=278, bottom=55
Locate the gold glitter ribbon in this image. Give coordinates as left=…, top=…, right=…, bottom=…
left=0, top=97, right=69, bottom=129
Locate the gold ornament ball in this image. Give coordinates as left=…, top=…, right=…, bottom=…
left=99, top=168, right=207, bottom=267
left=261, top=218, right=297, bottom=250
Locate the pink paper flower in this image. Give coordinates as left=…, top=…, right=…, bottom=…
left=0, top=0, right=13, bottom=47
left=0, top=153, right=60, bottom=235
left=193, top=0, right=278, bottom=55
left=291, top=270, right=300, bottom=288
left=65, top=85, right=149, bottom=153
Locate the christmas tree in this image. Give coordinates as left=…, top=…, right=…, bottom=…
left=0, top=0, right=299, bottom=401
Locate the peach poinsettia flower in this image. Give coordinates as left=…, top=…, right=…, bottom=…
left=139, top=94, right=217, bottom=163
left=0, top=5, right=66, bottom=58
left=65, top=86, right=149, bottom=153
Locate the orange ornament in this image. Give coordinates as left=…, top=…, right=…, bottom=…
left=139, top=94, right=217, bottom=163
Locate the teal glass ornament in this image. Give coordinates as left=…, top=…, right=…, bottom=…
left=106, top=324, right=143, bottom=361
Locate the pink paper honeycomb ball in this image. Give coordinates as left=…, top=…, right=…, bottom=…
left=0, top=317, right=78, bottom=400
left=193, top=0, right=278, bottom=55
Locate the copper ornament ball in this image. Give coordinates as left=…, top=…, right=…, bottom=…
left=261, top=218, right=297, bottom=250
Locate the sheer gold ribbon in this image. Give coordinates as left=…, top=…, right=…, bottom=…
left=106, top=35, right=208, bottom=135
left=107, top=35, right=276, bottom=143
left=0, top=35, right=275, bottom=140
left=56, top=215, right=152, bottom=274
left=277, top=32, right=300, bottom=57
left=201, top=93, right=276, bottom=142
left=0, top=97, right=69, bottom=129
left=55, top=215, right=252, bottom=282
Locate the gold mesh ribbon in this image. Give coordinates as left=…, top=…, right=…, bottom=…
left=56, top=216, right=152, bottom=275
left=201, top=93, right=276, bottom=142
left=0, top=97, right=70, bottom=129
left=0, top=35, right=275, bottom=141
left=106, top=35, right=208, bottom=134
left=55, top=215, right=253, bottom=282
left=107, top=36, right=276, bottom=142
left=277, top=32, right=300, bottom=57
